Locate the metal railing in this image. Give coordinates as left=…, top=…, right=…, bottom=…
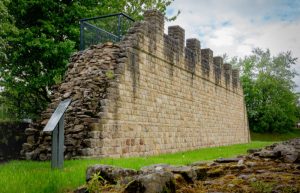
left=80, top=13, right=135, bottom=50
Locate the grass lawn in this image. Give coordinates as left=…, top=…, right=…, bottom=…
left=1, top=130, right=299, bottom=193
left=251, top=129, right=300, bottom=141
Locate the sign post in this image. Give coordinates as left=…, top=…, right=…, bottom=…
left=43, top=98, right=71, bottom=169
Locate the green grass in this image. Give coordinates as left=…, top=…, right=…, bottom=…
left=251, top=129, right=300, bottom=141
left=1, top=130, right=300, bottom=193
left=0, top=141, right=272, bottom=193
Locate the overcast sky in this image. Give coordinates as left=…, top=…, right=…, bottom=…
left=165, top=0, right=300, bottom=90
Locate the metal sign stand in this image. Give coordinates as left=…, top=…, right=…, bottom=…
left=43, top=98, right=71, bottom=169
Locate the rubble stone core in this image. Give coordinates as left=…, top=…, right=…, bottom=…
left=22, top=10, right=250, bottom=160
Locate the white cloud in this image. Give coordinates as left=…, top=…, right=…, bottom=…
left=166, top=0, right=300, bottom=90
left=209, top=27, right=236, bottom=47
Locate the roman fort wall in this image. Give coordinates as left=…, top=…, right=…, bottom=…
left=22, top=10, right=250, bottom=160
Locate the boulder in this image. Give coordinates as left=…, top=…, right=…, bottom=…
left=258, top=150, right=279, bottom=158
left=273, top=144, right=299, bottom=163
left=86, top=164, right=138, bottom=184
left=124, top=171, right=175, bottom=193
left=141, top=164, right=197, bottom=183
left=169, top=166, right=197, bottom=183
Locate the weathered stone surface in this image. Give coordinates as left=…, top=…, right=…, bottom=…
left=258, top=150, right=279, bottom=158
left=72, top=125, right=84, bottom=133
left=141, top=164, right=196, bottom=183
left=247, top=148, right=261, bottom=154
left=215, top=158, right=241, bottom=163
left=169, top=166, right=197, bottom=183
left=25, top=152, right=34, bottom=160
left=251, top=138, right=300, bottom=163
left=189, top=160, right=212, bottom=167
left=207, top=167, right=225, bottom=178
left=140, top=164, right=171, bottom=174
left=39, top=153, right=47, bottom=161
left=21, top=42, right=121, bottom=160
left=273, top=144, right=299, bottom=163
left=124, top=171, right=175, bottom=193
left=192, top=166, right=209, bottom=180
left=86, top=164, right=138, bottom=184
left=22, top=143, right=33, bottom=151
left=24, top=128, right=39, bottom=136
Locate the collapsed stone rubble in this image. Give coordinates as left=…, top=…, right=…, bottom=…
left=21, top=43, right=125, bottom=160
left=75, top=138, right=300, bottom=193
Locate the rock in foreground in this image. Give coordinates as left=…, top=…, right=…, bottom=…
left=74, top=138, right=300, bottom=193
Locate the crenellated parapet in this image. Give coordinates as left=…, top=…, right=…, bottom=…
left=126, top=10, right=241, bottom=92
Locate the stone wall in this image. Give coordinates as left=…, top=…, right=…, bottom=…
left=0, top=121, right=28, bottom=161
left=22, top=10, right=250, bottom=160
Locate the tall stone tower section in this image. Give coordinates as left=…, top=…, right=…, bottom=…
left=22, top=10, right=250, bottom=160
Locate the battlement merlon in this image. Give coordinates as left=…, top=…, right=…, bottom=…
left=201, top=48, right=213, bottom=78
left=186, top=38, right=201, bottom=64
left=213, top=56, right=223, bottom=85
left=213, top=56, right=223, bottom=67
left=168, top=26, right=185, bottom=53
left=232, top=68, right=240, bottom=88
left=144, top=10, right=165, bottom=35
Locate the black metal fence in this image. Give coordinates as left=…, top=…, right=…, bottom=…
left=80, top=13, right=135, bottom=50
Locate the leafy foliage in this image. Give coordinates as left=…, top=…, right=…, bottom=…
left=0, top=0, right=17, bottom=62
left=237, top=48, right=299, bottom=133
left=0, top=0, right=177, bottom=120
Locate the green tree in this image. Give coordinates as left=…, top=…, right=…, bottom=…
left=0, top=0, right=15, bottom=60
left=0, top=0, right=178, bottom=120
left=238, top=48, right=299, bottom=133
left=0, top=0, right=19, bottom=120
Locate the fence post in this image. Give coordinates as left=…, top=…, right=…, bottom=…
left=80, top=21, right=84, bottom=50
left=117, top=14, right=121, bottom=40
